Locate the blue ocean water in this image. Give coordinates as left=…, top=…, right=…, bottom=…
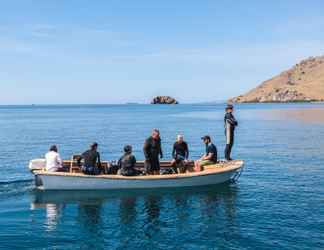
left=0, top=104, right=323, bottom=249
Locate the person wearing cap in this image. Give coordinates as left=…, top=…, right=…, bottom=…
left=194, top=135, right=218, bottom=171
left=80, top=142, right=102, bottom=175
left=224, top=104, right=238, bottom=161
left=118, top=145, right=139, bottom=176
left=143, top=129, right=163, bottom=175
left=171, top=134, right=189, bottom=173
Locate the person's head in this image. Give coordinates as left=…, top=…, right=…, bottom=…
left=177, top=134, right=184, bottom=143
left=91, top=142, right=98, bottom=151
left=226, top=104, right=234, bottom=113
left=201, top=135, right=211, bottom=145
left=124, top=145, right=132, bottom=154
left=152, top=129, right=160, bottom=140
left=49, top=145, right=58, bottom=153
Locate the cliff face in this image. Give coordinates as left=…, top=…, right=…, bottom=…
left=231, top=56, right=324, bottom=103
left=151, top=96, right=179, bottom=104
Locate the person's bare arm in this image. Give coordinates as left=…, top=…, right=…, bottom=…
left=203, top=153, right=214, bottom=161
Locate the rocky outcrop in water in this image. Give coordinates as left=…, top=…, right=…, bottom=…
left=230, top=55, right=324, bottom=103
left=151, top=96, right=179, bottom=104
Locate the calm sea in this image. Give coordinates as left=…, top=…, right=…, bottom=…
left=0, top=104, right=323, bottom=249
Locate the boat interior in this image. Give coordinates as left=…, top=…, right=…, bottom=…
left=64, top=155, right=195, bottom=174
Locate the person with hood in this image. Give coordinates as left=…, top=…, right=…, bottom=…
left=118, top=145, right=140, bottom=176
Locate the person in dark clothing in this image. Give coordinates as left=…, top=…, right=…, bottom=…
left=143, top=129, right=163, bottom=175
left=80, top=142, right=102, bottom=175
left=118, top=145, right=140, bottom=176
left=171, top=135, right=189, bottom=173
left=194, top=135, right=218, bottom=171
left=224, top=104, right=238, bottom=161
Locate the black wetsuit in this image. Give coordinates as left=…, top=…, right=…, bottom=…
left=172, top=141, right=189, bottom=162
left=224, top=112, right=238, bottom=160
left=81, top=149, right=101, bottom=175
left=118, top=153, right=138, bottom=176
left=143, top=136, right=163, bottom=173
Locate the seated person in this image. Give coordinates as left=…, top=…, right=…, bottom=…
left=171, top=135, right=189, bottom=173
left=80, top=142, right=102, bottom=175
left=45, top=145, right=63, bottom=172
left=194, top=135, right=218, bottom=171
left=118, top=145, right=140, bottom=176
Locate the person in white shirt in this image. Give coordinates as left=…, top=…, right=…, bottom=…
left=45, top=145, right=63, bottom=172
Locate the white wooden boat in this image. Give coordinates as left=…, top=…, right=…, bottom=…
left=29, top=159, right=244, bottom=190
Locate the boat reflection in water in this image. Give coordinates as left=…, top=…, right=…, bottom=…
left=31, top=185, right=239, bottom=248
left=31, top=202, right=65, bottom=232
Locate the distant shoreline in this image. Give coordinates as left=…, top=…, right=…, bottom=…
left=230, top=100, right=324, bottom=104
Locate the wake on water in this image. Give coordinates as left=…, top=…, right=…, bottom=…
left=0, top=179, right=34, bottom=198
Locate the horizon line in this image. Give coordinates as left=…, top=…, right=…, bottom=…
left=0, top=101, right=227, bottom=106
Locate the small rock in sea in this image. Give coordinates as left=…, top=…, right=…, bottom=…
left=151, top=96, right=179, bottom=104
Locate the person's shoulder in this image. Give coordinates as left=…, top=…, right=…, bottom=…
left=82, top=149, right=91, bottom=156
left=211, top=143, right=217, bottom=149
left=46, top=151, right=56, bottom=156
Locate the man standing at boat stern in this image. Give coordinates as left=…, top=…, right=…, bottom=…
left=143, top=129, right=163, bottom=175
left=224, top=104, right=238, bottom=161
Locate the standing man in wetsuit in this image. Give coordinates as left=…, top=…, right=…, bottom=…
left=143, top=129, right=163, bottom=175
left=224, top=104, right=238, bottom=161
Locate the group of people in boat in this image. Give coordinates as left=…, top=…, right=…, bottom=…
left=44, top=104, right=238, bottom=176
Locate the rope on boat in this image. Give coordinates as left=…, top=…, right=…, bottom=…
left=230, top=164, right=244, bottom=183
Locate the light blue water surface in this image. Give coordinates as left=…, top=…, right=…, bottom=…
left=0, top=104, right=323, bottom=249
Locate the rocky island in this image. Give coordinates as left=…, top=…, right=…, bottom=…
left=230, top=55, right=324, bottom=103
left=151, top=96, right=179, bottom=104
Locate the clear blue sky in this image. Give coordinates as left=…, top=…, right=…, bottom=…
left=1, top=0, right=324, bottom=104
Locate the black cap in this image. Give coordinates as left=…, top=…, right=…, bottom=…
left=201, top=135, right=211, bottom=141
left=91, top=142, right=98, bottom=150
left=124, top=145, right=132, bottom=153
left=226, top=104, right=234, bottom=110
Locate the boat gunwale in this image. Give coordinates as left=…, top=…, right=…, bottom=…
left=33, top=160, right=244, bottom=181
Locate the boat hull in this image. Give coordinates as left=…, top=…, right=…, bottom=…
left=34, top=161, right=243, bottom=190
